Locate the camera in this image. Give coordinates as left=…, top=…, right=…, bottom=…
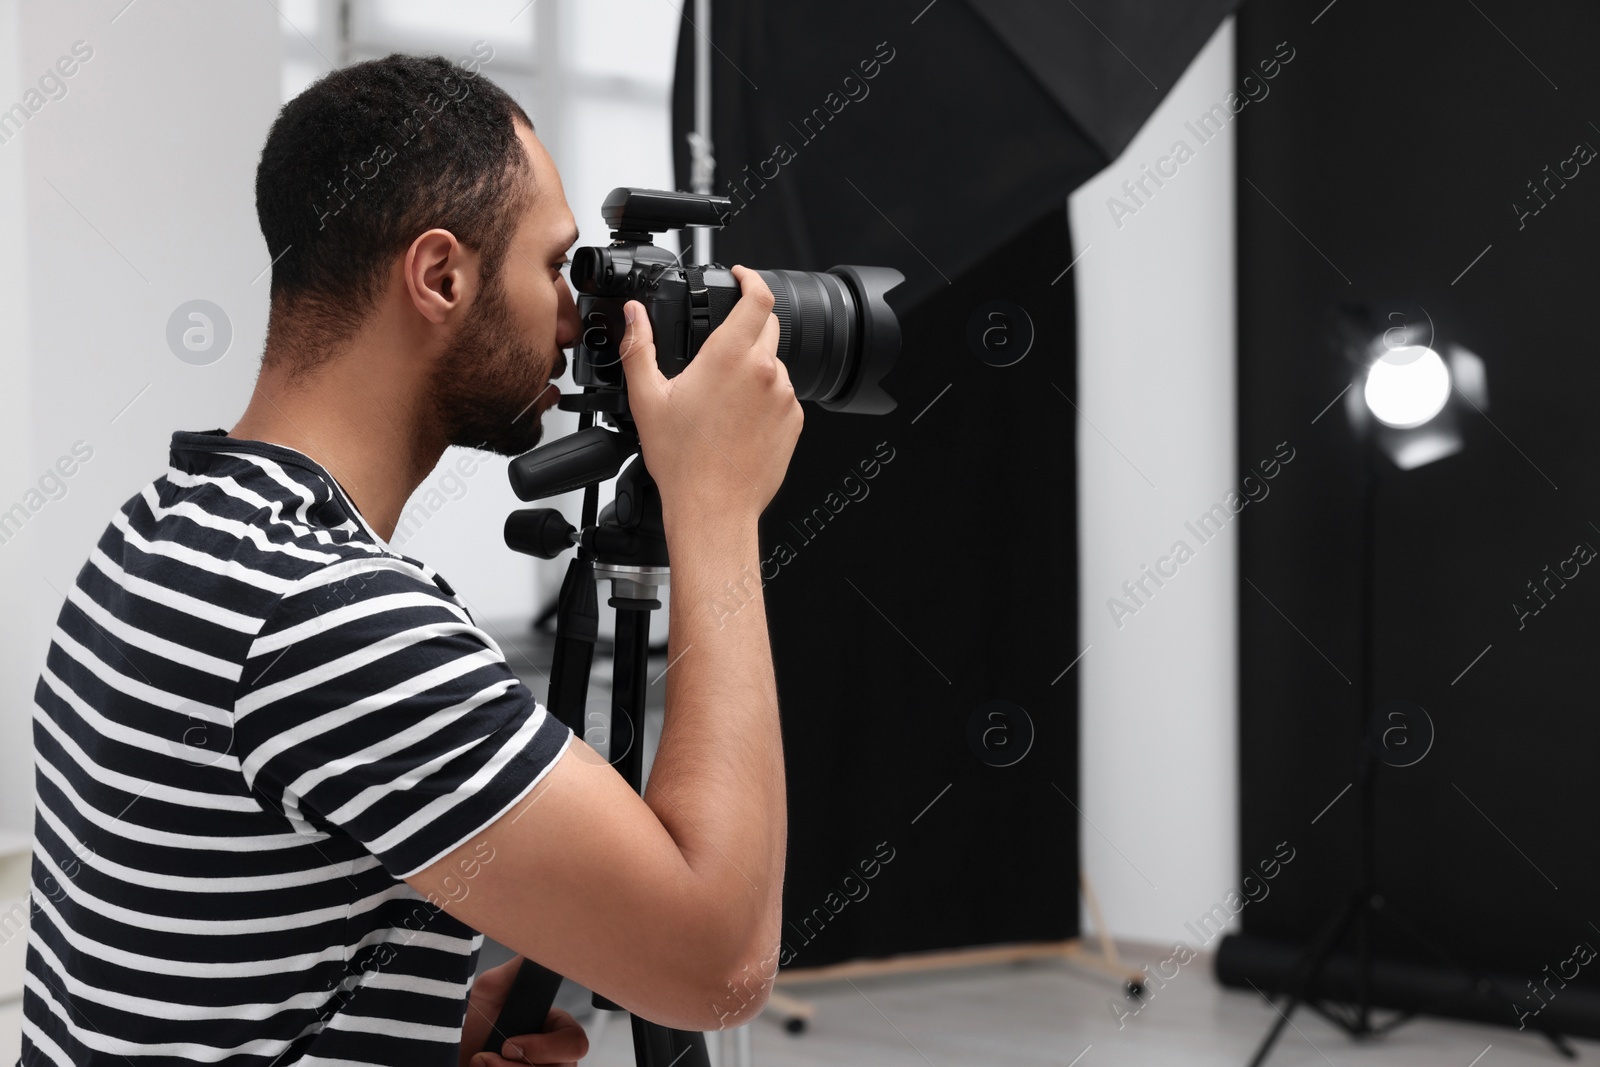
left=567, top=187, right=904, bottom=415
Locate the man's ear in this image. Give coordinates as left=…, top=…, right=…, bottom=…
left=404, top=228, right=478, bottom=326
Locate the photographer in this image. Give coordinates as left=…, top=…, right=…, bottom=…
left=21, top=54, right=798, bottom=1067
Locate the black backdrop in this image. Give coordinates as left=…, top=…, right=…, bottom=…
left=1229, top=0, right=1600, bottom=1034
left=666, top=4, right=1095, bottom=968
left=731, top=211, right=1082, bottom=969
left=663, top=0, right=1231, bottom=971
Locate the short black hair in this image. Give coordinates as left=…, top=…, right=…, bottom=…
left=255, top=52, right=534, bottom=372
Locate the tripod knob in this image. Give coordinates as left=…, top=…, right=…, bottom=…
left=504, top=508, right=577, bottom=559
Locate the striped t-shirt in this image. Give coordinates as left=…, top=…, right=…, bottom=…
left=20, top=429, right=573, bottom=1066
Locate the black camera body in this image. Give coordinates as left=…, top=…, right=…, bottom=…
left=568, top=187, right=904, bottom=415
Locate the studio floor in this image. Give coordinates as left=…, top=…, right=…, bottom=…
left=2, top=947, right=1595, bottom=1065
left=575, top=949, right=1599, bottom=1067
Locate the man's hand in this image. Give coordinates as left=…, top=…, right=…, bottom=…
left=461, top=957, right=589, bottom=1067
left=617, top=264, right=803, bottom=528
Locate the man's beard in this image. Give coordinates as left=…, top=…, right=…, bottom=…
left=429, top=273, right=553, bottom=458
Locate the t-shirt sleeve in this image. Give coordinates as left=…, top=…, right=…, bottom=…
left=231, top=556, right=573, bottom=879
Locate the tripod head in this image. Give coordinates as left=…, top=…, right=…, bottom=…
left=502, top=412, right=672, bottom=639
left=503, top=415, right=667, bottom=603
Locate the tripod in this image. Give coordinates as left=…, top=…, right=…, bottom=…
left=1244, top=446, right=1574, bottom=1066
left=482, top=402, right=712, bottom=1067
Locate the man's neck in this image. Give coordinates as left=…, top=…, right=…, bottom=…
left=230, top=347, right=446, bottom=543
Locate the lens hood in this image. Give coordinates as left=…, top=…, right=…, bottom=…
left=819, top=265, right=904, bottom=415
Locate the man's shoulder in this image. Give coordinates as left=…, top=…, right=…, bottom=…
left=233, top=542, right=507, bottom=735
left=108, top=439, right=472, bottom=642
left=268, top=550, right=467, bottom=623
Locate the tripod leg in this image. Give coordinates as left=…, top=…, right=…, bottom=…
left=1545, top=1032, right=1580, bottom=1059
left=1245, top=894, right=1361, bottom=1067
left=481, top=961, right=565, bottom=1057
left=611, top=605, right=717, bottom=1067
left=547, top=557, right=600, bottom=733
left=610, top=606, right=652, bottom=789
left=1375, top=904, right=1576, bottom=1059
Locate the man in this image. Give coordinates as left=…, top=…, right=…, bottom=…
left=21, top=53, right=800, bottom=1067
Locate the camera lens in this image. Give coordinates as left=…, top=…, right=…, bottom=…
left=756, top=266, right=903, bottom=415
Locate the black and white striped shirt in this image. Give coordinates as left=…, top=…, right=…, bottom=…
left=21, top=429, right=572, bottom=1066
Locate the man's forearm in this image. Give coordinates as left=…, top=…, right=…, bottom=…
left=643, top=510, right=787, bottom=965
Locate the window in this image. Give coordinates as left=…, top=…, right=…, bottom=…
left=278, top=0, right=683, bottom=262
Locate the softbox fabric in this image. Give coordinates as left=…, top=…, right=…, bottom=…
left=671, top=0, right=1236, bottom=310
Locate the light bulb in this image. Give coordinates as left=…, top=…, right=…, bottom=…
left=1364, top=345, right=1451, bottom=429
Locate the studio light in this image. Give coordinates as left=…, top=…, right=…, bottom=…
left=1240, top=306, right=1566, bottom=1067
left=1362, top=345, right=1450, bottom=429
left=1343, top=307, right=1488, bottom=471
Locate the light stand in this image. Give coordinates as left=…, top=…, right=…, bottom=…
left=1244, top=311, right=1574, bottom=1066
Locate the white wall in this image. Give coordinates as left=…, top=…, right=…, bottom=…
left=0, top=0, right=37, bottom=840
left=1, top=0, right=281, bottom=833
left=0, top=8, right=35, bottom=1052
left=1070, top=19, right=1239, bottom=945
